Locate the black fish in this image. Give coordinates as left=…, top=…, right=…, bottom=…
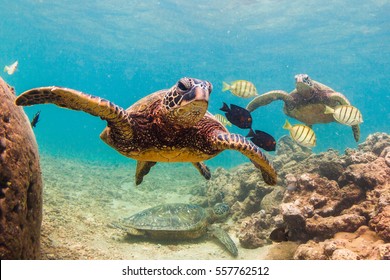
left=30, top=111, right=41, bottom=128
left=247, top=129, right=276, bottom=151
left=269, top=227, right=289, bottom=242
left=220, top=102, right=252, bottom=129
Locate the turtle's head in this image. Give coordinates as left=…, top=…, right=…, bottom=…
left=295, top=74, right=315, bottom=98
left=211, top=203, right=230, bottom=222
left=163, top=77, right=212, bottom=127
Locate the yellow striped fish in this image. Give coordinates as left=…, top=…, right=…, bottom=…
left=283, top=120, right=316, bottom=148
left=222, top=80, right=258, bottom=98
left=214, top=113, right=232, bottom=127
left=324, top=105, right=363, bottom=126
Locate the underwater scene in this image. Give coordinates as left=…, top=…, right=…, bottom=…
left=0, top=0, right=389, bottom=260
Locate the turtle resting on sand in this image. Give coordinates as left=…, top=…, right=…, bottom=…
left=16, top=77, right=277, bottom=185
left=246, top=74, right=360, bottom=142
left=111, top=202, right=238, bottom=256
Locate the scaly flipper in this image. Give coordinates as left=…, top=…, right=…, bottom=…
left=208, top=225, right=238, bottom=257
left=213, top=133, right=277, bottom=185
left=246, top=90, right=292, bottom=112
left=15, top=86, right=132, bottom=136
left=135, top=161, right=157, bottom=185
left=192, top=162, right=211, bottom=180
left=329, top=92, right=360, bottom=142
left=351, top=125, right=360, bottom=142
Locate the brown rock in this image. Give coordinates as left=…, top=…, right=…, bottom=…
left=260, top=186, right=284, bottom=215
left=339, top=157, right=390, bottom=189
left=331, top=248, right=360, bottom=260
left=357, top=132, right=390, bottom=156
left=306, top=214, right=366, bottom=238
left=293, top=241, right=327, bottom=260
left=369, top=205, right=390, bottom=242
left=280, top=202, right=306, bottom=229
left=294, top=226, right=387, bottom=260
left=238, top=213, right=269, bottom=249
left=376, top=243, right=390, bottom=260
left=0, top=77, right=43, bottom=259
left=380, top=147, right=390, bottom=167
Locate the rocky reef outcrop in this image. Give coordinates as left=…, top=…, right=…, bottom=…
left=196, top=132, right=389, bottom=259
left=0, top=77, right=43, bottom=259
left=294, top=226, right=389, bottom=260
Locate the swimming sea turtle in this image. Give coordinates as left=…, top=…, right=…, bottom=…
left=111, top=202, right=238, bottom=256
left=15, top=77, right=277, bottom=185
left=246, top=74, right=360, bottom=142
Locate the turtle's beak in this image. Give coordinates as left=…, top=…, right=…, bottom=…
left=181, top=85, right=209, bottom=105
left=295, top=75, right=304, bottom=83
left=194, top=86, right=209, bottom=102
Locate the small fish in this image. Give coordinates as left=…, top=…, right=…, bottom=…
left=222, top=80, right=258, bottom=98
left=285, top=173, right=297, bottom=191
left=4, top=60, right=18, bottom=75
left=220, top=102, right=252, bottom=129
left=269, top=227, right=289, bottom=242
left=30, top=111, right=41, bottom=128
left=214, top=113, right=232, bottom=127
left=324, top=105, right=363, bottom=126
left=247, top=128, right=276, bottom=151
left=283, top=120, right=316, bottom=148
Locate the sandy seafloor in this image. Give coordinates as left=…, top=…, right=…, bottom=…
left=39, top=154, right=297, bottom=260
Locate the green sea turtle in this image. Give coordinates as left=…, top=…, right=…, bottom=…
left=15, top=77, right=277, bottom=185
left=111, top=202, right=238, bottom=256
left=246, top=74, right=360, bottom=141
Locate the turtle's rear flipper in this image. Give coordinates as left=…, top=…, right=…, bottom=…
left=192, top=162, right=211, bottom=180
left=135, top=161, right=157, bottom=185
left=246, top=90, right=291, bottom=112
left=352, top=124, right=360, bottom=142
left=208, top=225, right=238, bottom=257
left=214, top=133, right=277, bottom=185
left=15, top=87, right=130, bottom=132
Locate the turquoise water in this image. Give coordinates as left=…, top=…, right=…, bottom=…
left=1, top=0, right=389, bottom=168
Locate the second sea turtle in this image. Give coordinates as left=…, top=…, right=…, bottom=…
left=111, top=203, right=238, bottom=256
left=246, top=74, right=360, bottom=141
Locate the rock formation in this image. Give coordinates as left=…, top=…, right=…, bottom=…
left=197, top=132, right=389, bottom=259
left=0, top=77, right=43, bottom=259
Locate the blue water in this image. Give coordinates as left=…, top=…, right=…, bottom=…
left=1, top=0, right=389, bottom=168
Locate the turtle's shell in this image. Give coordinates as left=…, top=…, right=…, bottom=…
left=284, top=80, right=343, bottom=125
left=100, top=89, right=227, bottom=162
left=122, top=203, right=209, bottom=239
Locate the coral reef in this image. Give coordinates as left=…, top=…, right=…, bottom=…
left=0, top=77, right=43, bottom=259
left=196, top=165, right=275, bottom=220
left=294, top=226, right=389, bottom=260
left=200, top=132, right=389, bottom=259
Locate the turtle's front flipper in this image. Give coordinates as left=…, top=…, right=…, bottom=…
left=135, top=161, right=157, bottom=185
left=192, top=162, right=211, bottom=180
left=214, top=133, right=277, bottom=185
left=208, top=225, right=238, bottom=257
left=246, top=90, right=291, bottom=112
left=15, top=86, right=131, bottom=133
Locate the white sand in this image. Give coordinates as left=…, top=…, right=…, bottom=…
left=39, top=155, right=284, bottom=260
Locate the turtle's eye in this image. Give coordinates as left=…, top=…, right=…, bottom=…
left=302, top=75, right=312, bottom=86
left=206, top=81, right=213, bottom=94
left=177, top=81, right=188, bottom=91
